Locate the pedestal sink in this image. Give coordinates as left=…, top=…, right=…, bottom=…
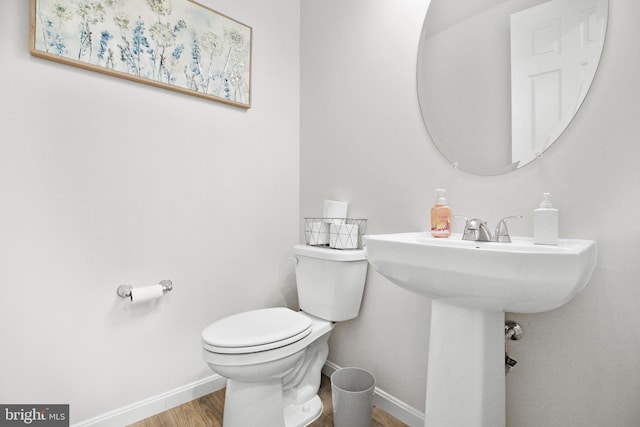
left=363, top=232, right=597, bottom=427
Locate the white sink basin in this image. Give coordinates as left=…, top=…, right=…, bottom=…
left=364, top=232, right=597, bottom=313
left=363, top=231, right=597, bottom=427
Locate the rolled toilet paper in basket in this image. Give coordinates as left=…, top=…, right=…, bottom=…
left=130, top=284, right=164, bottom=304
left=330, top=223, right=359, bottom=249
left=306, top=220, right=330, bottom=245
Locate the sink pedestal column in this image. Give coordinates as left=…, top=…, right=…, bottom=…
left=424, top=300, right=505, bottom=427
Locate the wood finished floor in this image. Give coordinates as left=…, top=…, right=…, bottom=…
left=129, top=374, right=408, bottom=427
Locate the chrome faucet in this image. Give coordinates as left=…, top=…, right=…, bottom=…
left=462, top=218, right=492, bottom=242
left=457, top=215, right=523, bottom=243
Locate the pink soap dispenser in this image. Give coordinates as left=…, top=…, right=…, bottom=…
left=431, top=188, right=451, bottom=238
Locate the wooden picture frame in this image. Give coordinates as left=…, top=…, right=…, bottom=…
left=30, top=0, right=252, bottom=108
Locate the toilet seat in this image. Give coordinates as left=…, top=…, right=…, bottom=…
left=202, top=307, right=313, bottom=354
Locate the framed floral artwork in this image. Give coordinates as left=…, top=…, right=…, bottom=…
left=30, top=0, right=252, bottom=108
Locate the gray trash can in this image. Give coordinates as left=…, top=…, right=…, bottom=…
left=331, top=367, right=376, bottom=427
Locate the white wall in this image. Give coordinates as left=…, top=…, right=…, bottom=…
left=0, top=0, right=300, bottom=424
left=4, top=0, right=640, bottom=424
left=301, top=0, right=640, bottom=425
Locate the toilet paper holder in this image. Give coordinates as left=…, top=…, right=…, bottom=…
left=117, top=279, right=173, bottom=298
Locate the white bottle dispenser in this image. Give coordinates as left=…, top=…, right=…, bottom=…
left=533, top=193, right=558, bottom=245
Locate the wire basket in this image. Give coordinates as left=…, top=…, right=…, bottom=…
left=304, top=218, right=367, bottom=250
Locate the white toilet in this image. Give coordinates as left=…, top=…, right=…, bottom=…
left=201, top=244, right=368, bottom=427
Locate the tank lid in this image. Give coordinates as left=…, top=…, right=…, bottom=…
left=293, top=244, right=366, bottom=261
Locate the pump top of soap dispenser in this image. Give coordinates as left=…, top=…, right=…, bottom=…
left=435, top=188, right=447, bottom=205
left=539, top=193, right=554, bottom=208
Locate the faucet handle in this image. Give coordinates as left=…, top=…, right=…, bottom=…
left=493, top=215, right=523, bottom=243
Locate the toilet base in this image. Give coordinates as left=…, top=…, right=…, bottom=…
left=222, top=379, right=322, bottom=427
left=283, top=395, right=322, bottom=427
left=223, top=379, right=285, bottom=427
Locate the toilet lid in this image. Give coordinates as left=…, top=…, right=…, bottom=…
left=202, top=307, right=313, bottom=354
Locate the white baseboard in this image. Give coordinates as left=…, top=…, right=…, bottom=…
left=74, top=363, right=424, bottom=427
left=322, top=361, right=425, bottom=427
left=71, top=374, right=227, bottom=427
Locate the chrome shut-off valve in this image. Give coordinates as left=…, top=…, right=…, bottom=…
left=505, top=320, right=523, bottom=375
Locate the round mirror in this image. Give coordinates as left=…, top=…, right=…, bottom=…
left=417, top=0, right=608, bottom=176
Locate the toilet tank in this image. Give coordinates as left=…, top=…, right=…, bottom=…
left=293, top=244, right=368, bottom=322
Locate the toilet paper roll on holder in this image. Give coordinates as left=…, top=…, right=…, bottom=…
left=117, top=279, right=173, bottom=298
